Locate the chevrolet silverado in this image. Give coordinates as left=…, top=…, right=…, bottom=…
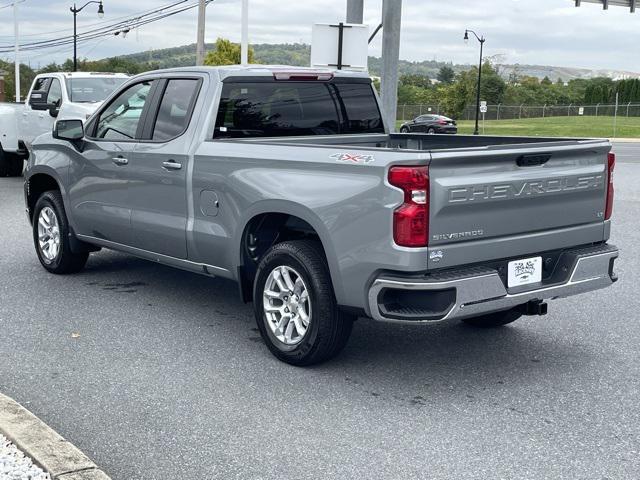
left=23, top=66, right=619, bottom=365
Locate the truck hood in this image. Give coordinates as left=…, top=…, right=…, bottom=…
left=58, top=101, right=103, bottom=121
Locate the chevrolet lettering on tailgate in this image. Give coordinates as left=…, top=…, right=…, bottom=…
left=448, top=175, right=604, bottom=203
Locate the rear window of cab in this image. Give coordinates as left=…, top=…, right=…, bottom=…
left=214, top=80, right=384, bottom=138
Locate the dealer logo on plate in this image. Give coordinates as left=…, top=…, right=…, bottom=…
left=331, top=153, right=375, bottom=164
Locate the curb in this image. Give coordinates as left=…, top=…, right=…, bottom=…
left=0, top=393, right=111, bottom=480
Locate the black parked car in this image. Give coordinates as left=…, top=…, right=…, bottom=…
left=399, top=114, right=457, bottom=134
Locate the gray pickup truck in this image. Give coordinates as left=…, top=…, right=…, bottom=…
left=24, top=66, right=619, bottom=365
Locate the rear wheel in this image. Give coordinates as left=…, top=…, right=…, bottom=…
left=253, top=240, right=354, bottom=366
left=462, top=309, right=522, bottom=328
left=33, top=190, right=89, bottom=274
left=427, top=127, right=436, bottom=135
left=400, top=127, right=409, bottom=133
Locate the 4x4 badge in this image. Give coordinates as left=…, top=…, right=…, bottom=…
left=331, top=153, right=375, bottom=164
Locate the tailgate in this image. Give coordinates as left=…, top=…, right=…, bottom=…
left=427, top=142, right=611, bottom=269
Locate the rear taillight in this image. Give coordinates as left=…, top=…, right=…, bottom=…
left=438, top=119, right=447, bottom=125
left=605, top=152, right=615, bottom=220
left=388, top=166, right=429, bottom=247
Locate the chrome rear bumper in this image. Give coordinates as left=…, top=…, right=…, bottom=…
left=368, top=244, right=618, bottom=323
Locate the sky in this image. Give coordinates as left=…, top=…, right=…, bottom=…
left=0, top=0, right=638, bottom=72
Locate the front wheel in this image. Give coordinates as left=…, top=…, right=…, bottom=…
left=400, top=127, right=409, bottom=133
left=427, top=127, right=436, bottom=135
left=462, top=308, right=522, bottom=328
left=33, top=191, right=89, bottom=274
left=253, top=240, right=354, bottom=366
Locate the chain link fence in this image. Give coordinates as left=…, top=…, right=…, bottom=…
left=397, top=105, right=444, bottom=121
left=397, top=103, right=640, bottom=121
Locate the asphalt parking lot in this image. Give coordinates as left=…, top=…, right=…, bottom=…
left=0, top=142, right=638, bottom=480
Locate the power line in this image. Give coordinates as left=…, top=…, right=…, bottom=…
left=0, top=0, right=195, bottom=50
left=0, top=0, right=213, bottom=54
left=0, top=1, right=25, bottom=11
left=0, top=0, right=185, bottom=39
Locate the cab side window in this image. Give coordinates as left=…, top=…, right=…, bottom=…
left=32, top=78, right=49, bottom=92
left=29, top=78, right=50, bottom=105
left=151, top=79, right=200, bottom=141
left=47, top=79, right=63, bottom=107
left=95, top=81, right=152, bottom=141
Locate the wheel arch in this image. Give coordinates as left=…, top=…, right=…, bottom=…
left=25, top=168, right=66, bottom=223
left=235, top=201, right=344, bottom=305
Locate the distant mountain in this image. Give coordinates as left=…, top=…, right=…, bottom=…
left=497, top=64, right=640, bottom=82
left=112, top=42, right=640, bottom=81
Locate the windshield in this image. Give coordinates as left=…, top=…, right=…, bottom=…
left=65, top=77, right=128, bottom=103
left=214, top=80, right=384, bottom=138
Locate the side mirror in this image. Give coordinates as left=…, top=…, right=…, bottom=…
left=53, top=119, right=84, bottom=142
left=29, top=90, right=50, bottom=111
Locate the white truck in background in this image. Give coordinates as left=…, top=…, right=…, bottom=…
left=0, top=71, right=128, bottom=176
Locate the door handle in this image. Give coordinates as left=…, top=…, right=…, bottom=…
left=516, top=154, right=552, bottom=167
left=162, top=160, right=182, bottom=171
left=112, top=157, right=129, bottom=166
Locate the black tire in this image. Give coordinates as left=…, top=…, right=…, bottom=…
left=9, top=156, right=24, bottom=176
left=0, top=150, right=23, bottom=177
left=0, top=147, right=24, bottom=177
left=400, top=127, right=409, bottom=133
left=33, top=190, right=89, bottom=274
left=0, top=149, right=7, bottom=177
left=253, top=240, right=354, bottom=366
left=427, top=127, right=436, bottom=134
left=462, top=308, right=522, bottom=328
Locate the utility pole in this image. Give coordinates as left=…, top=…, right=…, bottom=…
left=346, top=0, right=364, bottom=23
left=14, top=1, right=19, bottom=102
left=196, top=0, right=206, bottom=66
left=2, top=0, right=26, bottom=102
left=241, top=0, right=249, bottom=65
left=380, top=0, right=402, bottom=132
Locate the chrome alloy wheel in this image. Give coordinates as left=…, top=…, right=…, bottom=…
left=263, top=265, right=311, bottom=345
left=37, top=206, right=61, bottom=263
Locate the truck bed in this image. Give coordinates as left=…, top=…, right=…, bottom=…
left=233, top=132, right=605, bottom=151
left=221, top=132, right=612, bottom=271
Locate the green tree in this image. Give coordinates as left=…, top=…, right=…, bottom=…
left=584, top=77, right=613, bottom=103
left=0, top=61, right=36, bottom=100
left=438, top=62, right=506, bottom=118
left=437, top=65, right=455, bottom=84
left=205, top=38, right=255, bottom=66
left=400, top=74, right=431, bottom=89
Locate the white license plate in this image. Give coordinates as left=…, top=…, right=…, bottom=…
left=507, top=256, right=542, bottom=288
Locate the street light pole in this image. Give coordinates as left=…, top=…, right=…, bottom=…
left=14, top=2, right=19, bottom=102
left=70, top=1, right=104, bottom=72
left=464, top=29, right=485, bottom=136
